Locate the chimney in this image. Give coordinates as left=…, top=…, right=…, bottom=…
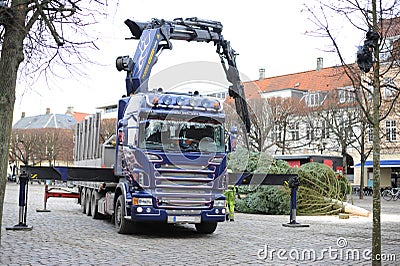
left=46, top=108, right=50, bottom=114
left=67, top=106, right=74, bottom=114
left=259, top=68, right=265, bottom=80
left=21, top=112, right=25, bottom=118
left=316, top=57, right=323, bottom=71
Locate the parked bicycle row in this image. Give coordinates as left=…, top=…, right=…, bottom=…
left=381, top=187, right=400, bottom=201
left=352, top=186, right=374, bottom=196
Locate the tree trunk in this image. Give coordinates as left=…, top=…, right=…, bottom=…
left=341, top=145, right=347, bottom=176
left=360, top=153, right=365, bottom=200
left=281, top=122, right=287, bottom=155
left=372, top=80, right=381, bottom=265
left=359, top=115, right=365, bottom=199
left=0, top=1, right=27, bottom=244
left=371, top=2, right=381, bottom=264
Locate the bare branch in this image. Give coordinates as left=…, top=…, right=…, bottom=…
left=33, top=0, right=64, bottom=46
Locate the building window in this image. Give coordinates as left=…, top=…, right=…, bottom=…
left=105, top=107, right=117, bottom=113
left=274, top=124, right=282, bottom=142
left=289, top=122, right=300, bottom=141
left=384, top=87, right=396, bottom=99
left=380, top=39, right=393, bottom=61
left=306, top=124, right=314, bottom=140
left=338, top=90, right=346, bottom=104
left=321, top=120, right=330, bottom=139
left=338, top=89, right=355, bottom=104
left=368, top=124, right=373, bottom=142
left=386, top=120, right=397, bottom=142
left=209, top=91, right=227, bottom=99
left=308, top=93, right=319, bottom=107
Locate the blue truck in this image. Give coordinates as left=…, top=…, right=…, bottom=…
left=29, top=18, right=251, bottom=234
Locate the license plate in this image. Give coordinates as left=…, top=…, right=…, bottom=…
left=167, top=215, right=201, bottom=223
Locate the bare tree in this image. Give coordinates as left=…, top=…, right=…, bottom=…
left=316, top=87, right=360, bottom=176
left=246, top=98, right=273, bottom=152
left=9, top=129, right=40, bottom=166
left=10, top=128, right=75, bottom=167
left=305, top=0, right=400, bottom=263
left=0, top=0, right=106, bottom=243
left=100, top=118, right=117, bottom=143
left=223, top=101, right=249, bottom=150
left=349, top=106, right=373, bottom=199
left=39, top=128, right=74, bottom=166
left=267, top=96, right=312, bottom=154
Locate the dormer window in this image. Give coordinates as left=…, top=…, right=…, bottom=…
left=338, top=88, right=355, bottom=104
left=307, top=92, right=320, bottom=107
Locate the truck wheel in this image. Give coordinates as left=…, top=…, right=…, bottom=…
left=85, top=189, right=92, bottom=216
left=80, top=188, right=86, bottom=214
left=91, top=191, right=101, bottom=219
left=115, top=195, right=139, bottom=234
left=195, top=222, right=218, bottom=234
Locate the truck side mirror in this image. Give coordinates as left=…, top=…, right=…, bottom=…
left=117, top=119, right=129, bottom=145
left=118, top=118, right=128, bottom=128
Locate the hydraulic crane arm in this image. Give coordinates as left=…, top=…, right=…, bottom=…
left=116, top=17, right=251, bottom=132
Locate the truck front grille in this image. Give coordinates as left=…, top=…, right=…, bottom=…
left=155, top=164, right=215, bottom=209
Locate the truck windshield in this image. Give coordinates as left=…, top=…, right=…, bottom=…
left=139, top=118, right=224, bottom=153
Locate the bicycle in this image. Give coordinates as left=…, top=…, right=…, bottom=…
left=381, top=187, right=400, bottom=201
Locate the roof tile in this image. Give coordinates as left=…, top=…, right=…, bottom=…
left=242, top=65, right=353, bottom=100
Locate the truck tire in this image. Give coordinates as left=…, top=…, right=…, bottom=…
left=80, top=188, right=86, bottom=214
left=85, top=189, right=92, bottom=216
left=91, top=191, right=102, bottom=219
left=115, top=195, right=139, bottom=234
left=195, top=222, right=218, bottom=234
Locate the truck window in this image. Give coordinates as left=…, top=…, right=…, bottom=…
left=139, top=118, right=224, bottom=153
left=127, top=115, right=138, bottom=147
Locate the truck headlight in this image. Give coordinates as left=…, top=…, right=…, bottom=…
left=214, top=200, right=225, bottom=207
left=132, top=197, right=153, bottom=206
left=145, top=153, right=162, bottom=162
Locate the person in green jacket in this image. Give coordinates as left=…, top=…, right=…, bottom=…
left=224, top=185, right=237, bottom=221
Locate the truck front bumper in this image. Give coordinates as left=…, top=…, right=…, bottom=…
left=129, top=205, right=226, bottom=223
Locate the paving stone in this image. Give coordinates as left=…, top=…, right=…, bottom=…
left=1, top=183, right=399, bottom=265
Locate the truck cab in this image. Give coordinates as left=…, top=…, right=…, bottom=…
left=113, top=90, right=228, bottom=233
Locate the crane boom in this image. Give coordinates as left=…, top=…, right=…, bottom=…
left=116, top=17, right=251, bottom=132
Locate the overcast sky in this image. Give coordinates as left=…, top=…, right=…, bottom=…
left=12, top=0, right=363, bottom=123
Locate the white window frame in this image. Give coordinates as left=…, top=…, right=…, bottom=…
left=386, top=120, right=397, bottom=142
left=368, top=124, right=373, bottom=142
left=306, top=124, right=314, bottom=140
left=308, top=93, right=319, bottom=107
left=321, top=120, right=330, bottom=139
left=274, top=124, right=282, bottom=143
left=289, top=122, right=300, bottom=141
left=338, top=90, right=346, bottom=104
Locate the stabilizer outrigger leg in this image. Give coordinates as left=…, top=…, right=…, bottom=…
left=282, top=176, right=309, bottom=228
left=6, top=171, right=33, bottom=231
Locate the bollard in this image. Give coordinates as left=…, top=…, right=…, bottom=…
left=282, top=176, right=309, bottom=228
left=6, top=171, right=33, bottom=231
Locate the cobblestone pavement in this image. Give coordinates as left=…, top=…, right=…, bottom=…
left=1, top=183, right=399, bottom=265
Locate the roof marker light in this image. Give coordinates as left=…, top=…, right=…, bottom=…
left=201, top=99, right=211, bottom=108
left=176, top=96, right=186, bottom=106
left=189, top=97, right=199, bottom=107
left=163, top=95, right=173, bottom=105
left=213, top=100, right=220, bottom=110
left=152, top=96, right=159, bottom=105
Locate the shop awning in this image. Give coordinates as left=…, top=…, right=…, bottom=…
left=354, top=160, right=400, bottom=168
